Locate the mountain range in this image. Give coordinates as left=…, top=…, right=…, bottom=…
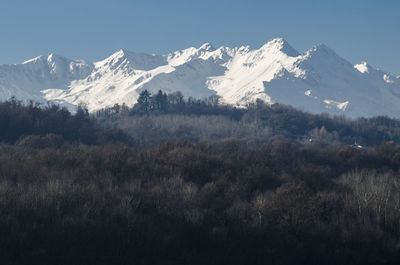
left=1, top=38, right=399, bottom=118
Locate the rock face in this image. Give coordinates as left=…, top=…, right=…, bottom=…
left=1, top=38, right=400, bottom=118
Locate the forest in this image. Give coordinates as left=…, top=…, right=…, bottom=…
left=1, top=92, right=400, bottom=265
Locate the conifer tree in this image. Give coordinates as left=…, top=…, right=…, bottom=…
left=137, top=90, right=151, bottom=112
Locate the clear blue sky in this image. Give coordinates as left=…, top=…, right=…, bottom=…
left=0, top=0, right=399, bottom=75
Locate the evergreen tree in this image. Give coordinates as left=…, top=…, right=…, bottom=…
left=137, top=90, right=151, bottom=112
left=152, top=90, right=168, bottom=112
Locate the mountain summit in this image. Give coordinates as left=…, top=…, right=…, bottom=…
left=0, top=38, right=399, bottom=118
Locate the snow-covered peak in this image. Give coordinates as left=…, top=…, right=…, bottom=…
left=304, top=44, right=339, bottom=59
left=18, top=53, right=94, bottom=80
left=109, top=49, right=129, bottom=60
left=237, top=45, right=251, bottom=53
left=22, top=55, right=47, bottom=64
left=261, top=38, right=300, bottom=57
left=297, top=43, right=355, bottom=76
left=21, top=53, right=66, bottom=65
left=166, top=43, right=232, bottom=66
left=46, top=54, right=75, bottom=74
left=354, top=61, right=369, bottom=73
left=22, top=53, right=89, bottom=66
left=97, top=49, right=167, bottom=71
left=47, top=53, right=64, bottom=61
left=199, top=42, right=215, bottom=51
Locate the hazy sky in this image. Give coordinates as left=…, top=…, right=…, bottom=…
left=0, top=0, right=399, bottom=75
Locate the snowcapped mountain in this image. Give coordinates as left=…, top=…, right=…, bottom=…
left=1, top=38, right=399, bottom=118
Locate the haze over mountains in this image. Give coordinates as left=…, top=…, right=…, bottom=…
left=0, top=38, right=399, bottom=118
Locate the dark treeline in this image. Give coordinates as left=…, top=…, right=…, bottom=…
left=0, top=98, right=129, bottom=145
left=96, top=90, right=400, bottom=146
left=1, top=95, right=400, bottom=264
